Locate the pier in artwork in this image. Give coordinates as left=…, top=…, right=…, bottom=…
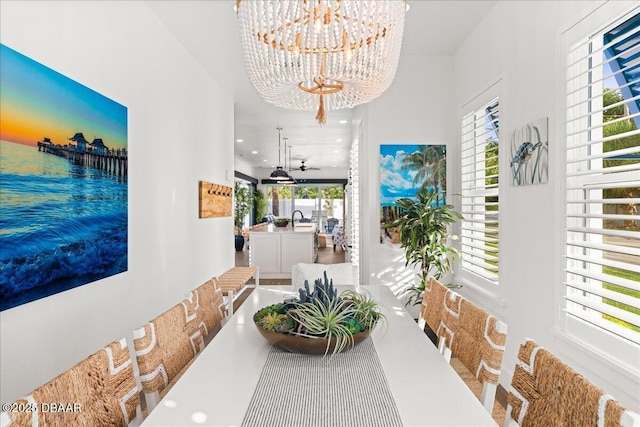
left=37, top=133, right=128, bottom=176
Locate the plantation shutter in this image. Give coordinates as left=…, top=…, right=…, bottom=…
left=460, top=98, right=500, bottom=284
left=565, top=10, right=640, bottom=344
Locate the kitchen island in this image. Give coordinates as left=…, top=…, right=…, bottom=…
left=249, top=223, right=317, bottom=279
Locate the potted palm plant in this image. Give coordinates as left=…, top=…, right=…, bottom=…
left=234, top=182, right=254, bottom=251
left=386, top=186, right=463, bottom=307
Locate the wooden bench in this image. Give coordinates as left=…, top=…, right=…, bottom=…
left=217, top=266, right=259, bottom=315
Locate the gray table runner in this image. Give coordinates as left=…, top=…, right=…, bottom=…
left=241, top=338, right=403, bottom=427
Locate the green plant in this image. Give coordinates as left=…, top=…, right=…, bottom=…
left=253, top=189, right=268, bottom=223
left=234, top=182, right=254, bottom=235
left=386, top=186, right=463, bottom=306
left=252, top=272, right=387, bottom=357
left=288, top=296, right=356, bottom=356
left=341, top=290, right=387, bottom=331
left=297, top=273, right=338, bottom=307
left=253, top=303, right=286, bottom=322
left=258, top=312, right=288, bottom=332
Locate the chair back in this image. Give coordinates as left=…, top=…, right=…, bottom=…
left=133, top=302, right=202, bottom=410
left=326, top=217, right=339, bottom=232
left=5, top=338, right=141, bottom=427
left=441, top=293, right=507, bottom=413
left=418, top=277, right=449, bottom=337
left=291, top=262, right=357, bottom=290
left=421, top=278, right=507, bottom=413
left=449, top=298, right=507, bottom=386
left=193, top=278, right=227, bottom=339
left=505, top=339, right=640, bottom=427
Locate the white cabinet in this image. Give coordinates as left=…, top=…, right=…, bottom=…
left=250, top=234, right=281, bottom=274
left=281, top=234, right=314, bottom=273
left=249, top=230, right=316, bottom=279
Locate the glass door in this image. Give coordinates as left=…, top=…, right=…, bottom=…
left=289, top=185, right=345, bottom=233
left=266, top=186, right=293, bottom=220
left=293, top=186, right=318, bottom=226
left=320, top=186, right=344, bottom=234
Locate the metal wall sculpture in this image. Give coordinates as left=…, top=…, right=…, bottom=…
left=510, top=117, right=549, bottom=186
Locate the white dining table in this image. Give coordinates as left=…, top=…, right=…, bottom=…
left=140, top=285, right=497, bottom=427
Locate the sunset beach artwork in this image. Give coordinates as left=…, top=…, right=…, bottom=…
left=0, top=44, right=128, bottom=311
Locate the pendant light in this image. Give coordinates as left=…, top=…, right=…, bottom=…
left=283, top=137, right=298, bottom=186
left=270, top=127, right=292, bottom=180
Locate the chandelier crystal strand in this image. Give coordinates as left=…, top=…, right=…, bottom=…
left=237, top=0, right=406, bottom=125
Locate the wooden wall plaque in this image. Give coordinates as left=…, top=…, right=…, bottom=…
left=199, top=180, right=232, bottom=218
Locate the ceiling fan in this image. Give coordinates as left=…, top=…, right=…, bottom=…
left=290, top=161, right=321, bottom=172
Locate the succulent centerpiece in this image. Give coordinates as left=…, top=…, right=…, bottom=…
left=253, top=273, right=386, bottom=356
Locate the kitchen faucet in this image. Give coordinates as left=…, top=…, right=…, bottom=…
left=291, top=210, right=304, bottom=228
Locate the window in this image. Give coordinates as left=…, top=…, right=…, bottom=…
left=460, top=98, right=500, bottom=286
left=565, top=10, right=640, bottom=345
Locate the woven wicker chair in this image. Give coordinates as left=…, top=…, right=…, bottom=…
left=440, top=292, right=507, bottom=414
left=133, top=301, right=203, bottom=411
left=3, top=338, right=142, bottom=427
left=504, top=339, right=640, bottom=427
left=417, top=277, right=449, bottom=348
left=192, top=278, right=227, bottom=345
left=419, top=278, right=507, bottom=414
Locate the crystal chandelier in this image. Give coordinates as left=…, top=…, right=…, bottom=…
left=236, top=0, right=407, bottom=125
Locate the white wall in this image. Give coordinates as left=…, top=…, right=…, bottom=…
left=360, top=53, right=457, bottom=315
left=234, top=154, right=256, bottom=179
left=359, top=0, right=639, bottom=410
left=0, top=1, right=234, bottom=403
left=452, top=0, right=639, bottom=409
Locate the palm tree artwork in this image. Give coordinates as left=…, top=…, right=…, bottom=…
left=400, top=145, right=447, bottom=203
left=380, top=144, right=447, bottom=244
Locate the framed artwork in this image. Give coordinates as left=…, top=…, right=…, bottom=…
left=0, top=44, right=128, bottom=311
left=380, top=144, right=446, bottom=244
left=510, top=117, right=549, bottom=186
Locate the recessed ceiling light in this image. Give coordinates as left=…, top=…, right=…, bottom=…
left=333, top=165, right=337, bottom=168
left=263, top=159, right=267, bottom=162
left=336, top=138, right=343, bottom=142
left=251, top=150, right=258, bottom=154
left=339, top=120, right=348, bottom=124
left=236, top=139, right=243, bottom=143
left=333, top=150, right=339, bottom=154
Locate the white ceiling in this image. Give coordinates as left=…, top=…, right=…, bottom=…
left=146, top=0, right=496, bottom=176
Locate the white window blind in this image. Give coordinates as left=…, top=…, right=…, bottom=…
left=565, top=9, right=640, bottom=345
left=460, top=99, right=500, bottom=284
